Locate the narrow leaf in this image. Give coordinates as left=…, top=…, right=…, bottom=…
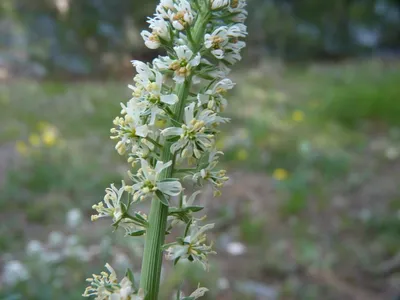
left=156, top=190, right=170, bottom=206
left=129, top=230, right=146, bottom=237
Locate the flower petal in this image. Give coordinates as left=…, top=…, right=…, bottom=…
left=135, top=125, right=149, bottom=137
left=184, top=102, right=195, bottom=125
left=160, top=94, right=178, bottom=105
left=157, top=180, right=182, bottom=196
left=161, top=127, right=183, bottom=136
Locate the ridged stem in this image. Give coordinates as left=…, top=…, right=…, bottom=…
left=139, top=7, right=210, bottom=299
left=139, top=82, right=190, bottom=300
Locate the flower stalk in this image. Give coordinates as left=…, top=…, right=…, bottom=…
left=140, top=80, right=191, bottom=299
left=84, top=0, right=247, bottom=299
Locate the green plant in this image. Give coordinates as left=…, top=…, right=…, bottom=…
left=84, top=0, right=248, bottom=299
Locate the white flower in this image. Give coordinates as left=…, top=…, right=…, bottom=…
left=126, top=159, right=182, bottom=202
left=141, top=16, right=171, bottom=49
left=26, top=240, right=43, bottom=256
left=188, top=287, right=209, bottom=299
left=210, top=0, right=229, bottom=10
left=208, top=78, right=235, bottom=95
left=179, top=286, right=209, bottom=299
left=204, top=26, right=229, bottom=59
left=204, top=24, right=247, bottom=60
left=192, top=150, right=229, bottom=195
left=168, top=0, right=195, bottom=30
left=162, top=103, right=227, bottom=158
left=156, top=0, right=175, bottom=18
left=111, top=99, right=150, bottom=155
left=141, top=30, right=161, bottom=49
left=66, top=208, right=82, bottom=228
left=130, top=61, right=179, bottom=124
left=149, top=16, right=170, bottom=40
left=228, top=0, right=247, bottom=13
left=141, top=72, right=179, bottom=124
left=165, top=223, right=215, bottom=270
left=2, top=260, right=30, bottom=286
left=132, top=60, right=153, bottom=80
left=182, top=190, right=202, bottom=207
left=154, top=45, right=201, bottom=83
left=116, top=277, right=135, bottom=299
left=92, top=183, right=126, bottom=222
left=198, top=78, right=235, bottom=112
left=222, top=51, right=242, bottom=65
left=229, top=23, right=247, bottom=37
left=83, top=263, right=136, bottom=300
left=226, top=241, right=246, bottom=256
left=48, top=231, right=64, bottom=247
left=226, top=0, right=248, bottom=23
left=231, top=11, right=247, bottom=23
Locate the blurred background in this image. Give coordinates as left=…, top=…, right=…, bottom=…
left=1, top=0, right=400, bottom=299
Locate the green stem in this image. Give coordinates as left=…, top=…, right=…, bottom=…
left=139, top=81, right=190, bottom=300
left=139, top=8, right=210, bottom=299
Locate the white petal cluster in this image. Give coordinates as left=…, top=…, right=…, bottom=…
left=228, top=0, right=248, bottom=22
left=154, top=45, right=201, bottom=83
left=83, top=263, right=143, bottom=300
left=210, top=0, right=229, bottom=10
left=178, top=286, right=209, bottom=299
left=162, top=102, right=228, bottom=159
left=198, top=78, right=235, bottom=112
left=192, top=150, right=229, bottom=196
left=2, top=260, right=30, bottom=286
left=126, top=159, right=182, bottom=202
left=165, top=223, right=216, bottom=270
left=156, top=0, right=195, bottom=30
left=204, top=24, right=247, bottom=60
left=141, top=17, right=171, bottom=49
left=92, top=183, right=125, bottom=222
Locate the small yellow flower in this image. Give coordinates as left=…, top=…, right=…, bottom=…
left=236, top=149, right=248, bottom=161
left=292, top=110, right=305, bottom=122
left=42, top=128, right=58, bottom=147
left=273, top=168, right=289, bottom=181
left=29, top=134, right=41, bottom=147
left=15, top=141, right=29, bottom=156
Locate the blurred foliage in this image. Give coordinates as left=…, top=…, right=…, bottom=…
left=1, top=0, right=400, bottom=76
left=0, top=0, right=159, bottom=75
left=254, top=0, right=400, bottom=60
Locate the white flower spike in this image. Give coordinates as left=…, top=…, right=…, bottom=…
left=87, top=0, right=247, bottom=298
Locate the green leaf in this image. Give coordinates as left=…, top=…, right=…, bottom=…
left=129, top=230, right=146, bottom=237
left=185, top=206, right=204, bottom=212
left=174, top=257, right=181, bottom=266
left=125, top=268, right=136, bottom=289
left=168, top=206, right=204, bottom=214
left=134, top=212, right=148, bottom=225
left=121, top=202, right=128, bottom=214
left=156, top=190, right=169, bottom=206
